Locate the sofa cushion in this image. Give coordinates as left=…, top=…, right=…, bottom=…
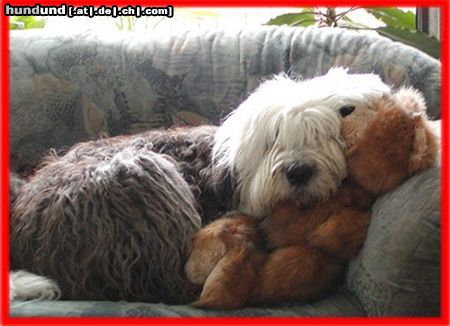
left=10, top=289, right=365, bottom=317
left=346, top=165, right=441, bottom=316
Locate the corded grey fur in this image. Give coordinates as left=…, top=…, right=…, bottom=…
left=10, top=130, right=213, bottom=303
left=9, top=173, right=25, bottom=204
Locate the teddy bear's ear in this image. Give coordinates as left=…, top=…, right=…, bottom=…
left=393, top=87, right=427, bottom=116
left=345, top=102, right=437, bottom=195
left=408, top=115, right=438, bottom=175
left=392, top=87, right=437, bottom=174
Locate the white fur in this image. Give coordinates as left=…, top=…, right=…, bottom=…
left=213, top=67, right=391, bottom=217
left=10, top=270, right=61, bottom=301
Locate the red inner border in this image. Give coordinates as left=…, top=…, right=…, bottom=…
left=1, top=1, right=448, bottom=325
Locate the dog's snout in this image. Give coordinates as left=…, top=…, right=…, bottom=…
left=286, top=164, right=314, bottom=187
left=339, top=106, right=356, bottom=118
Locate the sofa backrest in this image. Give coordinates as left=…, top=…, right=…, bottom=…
left=10, top=26, right=441, bottom=173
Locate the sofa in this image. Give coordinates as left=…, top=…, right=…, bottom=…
left=9, top=26, right=441, bottom=317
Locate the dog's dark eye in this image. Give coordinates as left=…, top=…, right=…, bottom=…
left=339, top=106, right=356, bottom=118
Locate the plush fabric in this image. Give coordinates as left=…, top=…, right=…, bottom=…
left=9, top=26, right=441, bottom=317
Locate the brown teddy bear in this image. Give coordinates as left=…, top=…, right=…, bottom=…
left=184, top=88, right=438, bottom=310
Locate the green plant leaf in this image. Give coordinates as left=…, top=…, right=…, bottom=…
left=339, top=15, right=370, bottom=28
left=366, top=8, right=416, bottom=29
left=376, top=26, right=440, bottom=59
left=266, top=10, right=316, bottom=27
left=10, top=16, right=45, bottom=29
left=291, top=18, right=317, bottom=27
left=9, top=21, right=24, bottom=30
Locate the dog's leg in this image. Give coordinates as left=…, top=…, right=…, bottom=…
left=251, top=245, right=342, bottom=305
left=307, top=208, right=371, bottom=259
left=10, top=270, right=61, bottom=301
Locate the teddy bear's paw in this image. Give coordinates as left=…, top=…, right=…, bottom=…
left=216, top=224, right=245, bottom=246
left=192, top=295, right=245, bottom=310
left=216, top=224, right=256, bottom=251
left=307, top=227, right=336, bottom=253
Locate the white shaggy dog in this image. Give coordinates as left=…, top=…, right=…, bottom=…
left=213, top=68, right=390, bottom=217
left=10, top=67, right=391, bottom=303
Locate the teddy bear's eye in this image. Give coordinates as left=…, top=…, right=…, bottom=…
left=339, top=106, right=356, bottom=117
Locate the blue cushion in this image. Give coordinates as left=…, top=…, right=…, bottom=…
left=10, top=290, right=365, bottom=317
left=346, top=166, right=441, bottom=316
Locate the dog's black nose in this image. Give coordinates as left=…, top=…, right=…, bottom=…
left=339, top=105, right=356, bottom=117
left=286, top=164, right=314, bottom=187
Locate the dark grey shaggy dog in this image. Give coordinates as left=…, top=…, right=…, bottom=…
left=11, top=126, right=235, bottom=304
left=9, top=173, right=25, bottom=204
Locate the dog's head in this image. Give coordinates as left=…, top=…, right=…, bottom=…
left=213, top=68, right=391, bottom=217
left=341, top=87, right=438, bottom=194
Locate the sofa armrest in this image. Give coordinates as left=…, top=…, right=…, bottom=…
left=346, top=164, right=441, bottom=316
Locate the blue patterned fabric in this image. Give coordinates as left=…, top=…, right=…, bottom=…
left=11, top=290, right=365, bottom=317
left=10, top=26, right=441, bottom=174
left=347, top=166, right=440, bottom=316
